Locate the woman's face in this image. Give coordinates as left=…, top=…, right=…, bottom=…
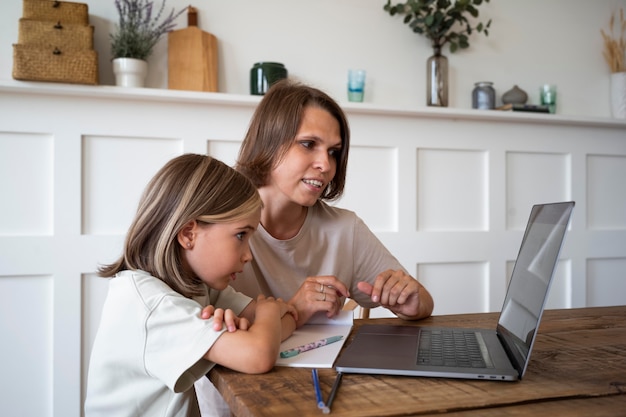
left=181, top=209, right=261, bottom=290
left=268, top=106, right=342, bottom=207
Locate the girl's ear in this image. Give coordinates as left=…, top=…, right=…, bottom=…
left=177, top=220, right=197, bottom=249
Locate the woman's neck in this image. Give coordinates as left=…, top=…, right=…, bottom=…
left=258, top=189, right=309, bottom=240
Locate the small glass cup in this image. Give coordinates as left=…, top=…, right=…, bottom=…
left=540, top=84, right=557, bottom=114
left=348, top=69, right=366, bottom=102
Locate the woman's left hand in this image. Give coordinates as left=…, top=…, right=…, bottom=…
left=357, top=269, right=433, bottom=320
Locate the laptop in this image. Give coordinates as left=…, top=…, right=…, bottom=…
left=335, top=201, right=575, bottom=381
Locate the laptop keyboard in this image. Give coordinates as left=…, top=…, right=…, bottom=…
left=417, top=329, right=487, bottom=368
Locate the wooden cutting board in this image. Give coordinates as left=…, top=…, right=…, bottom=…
left=168, top=6, right=218, bottom=92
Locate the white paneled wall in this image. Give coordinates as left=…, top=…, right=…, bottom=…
left=1, top=81, right=626, bottom=417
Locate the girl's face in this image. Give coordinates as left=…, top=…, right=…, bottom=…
left=269, top=106, right=342, bottom=207
left=181, top=209, right=261, bottom=290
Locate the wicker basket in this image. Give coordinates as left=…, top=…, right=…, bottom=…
left=12, top=44, right=98, bottom=85
left=18, top=19, right=93, bottom=50
left=23, top=0, right=89, bottom=25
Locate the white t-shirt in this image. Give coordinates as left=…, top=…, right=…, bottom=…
left=85, top=269, right=252, bottom=417
left=231, top=201, right=405, bottom=308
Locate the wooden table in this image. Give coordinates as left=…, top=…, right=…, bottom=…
left=208, top=306, right=626, bottom=416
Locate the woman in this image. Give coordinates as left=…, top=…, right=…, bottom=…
left=232, top=80, right=434, bottom=326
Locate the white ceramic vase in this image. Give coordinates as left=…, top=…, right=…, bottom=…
left=112, top=57, right=148, bottom=88
left=610, top=72, right=626, bottom=119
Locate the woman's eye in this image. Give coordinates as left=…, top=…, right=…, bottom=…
left=329, top=148, right=340, bottom=158
left=299, top=140, right=314, bottom=149
left=236, top=232, right=246, bottom=241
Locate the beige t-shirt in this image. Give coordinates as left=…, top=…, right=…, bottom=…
left=231, top=201, right=405, bottom=308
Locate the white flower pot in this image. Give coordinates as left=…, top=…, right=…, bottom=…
left=113, top=58, right=148, bottom=88
left=610, top=72, right=626, bottom=119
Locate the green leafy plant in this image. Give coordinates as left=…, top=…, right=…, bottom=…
left=110, top=0, right=185, bottom=60
left=384, top=0, right=492, bottom=53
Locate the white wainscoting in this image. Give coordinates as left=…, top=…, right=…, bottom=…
left=1, top=80, right=626, bottom=417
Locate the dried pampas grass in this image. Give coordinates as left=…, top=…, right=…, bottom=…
left=601, top=8, right=626, bottom=73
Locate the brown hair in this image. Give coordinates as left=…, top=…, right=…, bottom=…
left=236, top=79, right=350, bottom=201
left=98, top=154, right=262, bottom=298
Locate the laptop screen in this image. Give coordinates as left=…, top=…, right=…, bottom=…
left=497, top=202, right=574, bottom=376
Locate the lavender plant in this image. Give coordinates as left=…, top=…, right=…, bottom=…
left=110, top=0, right=185, bottom=60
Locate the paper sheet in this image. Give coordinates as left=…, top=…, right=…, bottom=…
left=276, top=310, right=353, bottom=368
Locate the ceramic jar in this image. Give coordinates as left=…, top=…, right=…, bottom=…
left=502, top=85, right=528, bottom=105
left=250, top=62, right=287, bottom=95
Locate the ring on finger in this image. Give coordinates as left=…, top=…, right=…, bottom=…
left=319, top=283, right=324, bottom=293
left=323, top=293, right=327, bottom=302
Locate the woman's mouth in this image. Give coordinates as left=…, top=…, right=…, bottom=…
left=302, top=179, right=323, bottom=189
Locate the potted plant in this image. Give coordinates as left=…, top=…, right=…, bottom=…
left=110, top=0, right=185, bottom=87
left=601, top=8, right=626, bottom=118
left=383, top=0, right=492, bottom=107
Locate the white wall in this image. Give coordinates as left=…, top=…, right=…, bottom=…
left=2, top=81, right=626, bottom=417
left=2, top=0, right=626, bottom=116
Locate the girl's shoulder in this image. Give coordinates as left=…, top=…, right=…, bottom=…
left=114, top=269, right=183, bottom=305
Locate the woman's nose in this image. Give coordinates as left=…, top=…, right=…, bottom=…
left=314, top=151, right=331, bottom=171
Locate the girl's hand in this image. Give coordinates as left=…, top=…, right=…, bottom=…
left=200, top=305, right=250, bottom=332
left=288, top=276, right=350, bottom=327
left=275, top=297, right=299, bottom=324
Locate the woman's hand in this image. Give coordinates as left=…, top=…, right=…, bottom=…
left=357, top=269, right=434, bottom=320
left=288, top=276, right=350, bottom=327
left=200, top=305, right=250, bottom=332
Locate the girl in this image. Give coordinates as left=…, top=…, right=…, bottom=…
left=85, top=154, right=297, bottom=417
left=232, top=80, right=434, bottom=326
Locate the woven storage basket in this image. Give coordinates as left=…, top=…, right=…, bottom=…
left=13, top=44, right=98, bottom=85
left=23, top=0, right=89, bottom=25
left=18, top=19, right=93, bottom=50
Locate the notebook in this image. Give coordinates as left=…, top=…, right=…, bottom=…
left=335, top=201, right=575, bottom=381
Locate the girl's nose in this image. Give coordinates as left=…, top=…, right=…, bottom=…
left=242, top=244, right=253, bottom=263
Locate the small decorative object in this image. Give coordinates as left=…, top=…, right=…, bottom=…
left=601, top=8, right=626, bottom=118
left=384, top=0, right=492, bottom=107
left=250, top=62, right=287, bottom=95
left=347, top=69, right=366, bottom=102
left=501, top=85, right=528, bottom=105
left=427, top=47, right=448, bottom=107
left=472, top=81, right=495, bottom=110
left=113, top=57, right=148, bottom=87
left=168, top=6, right=218, bottom=92
left=12, top=1, right=98, bottom=85
left=540, top=84, right=557, bottom=114
left=110, top=0, right=185, bottom=87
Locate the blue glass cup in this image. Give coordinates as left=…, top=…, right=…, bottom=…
left=348, top=69, right=366, bottom=102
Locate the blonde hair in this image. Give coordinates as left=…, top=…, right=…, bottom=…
left=99, top=154, right=262, bottom=297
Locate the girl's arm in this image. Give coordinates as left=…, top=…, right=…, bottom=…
left=239, top=298, right=297, bottom=341
left=203, top=295, right=296, bottom=373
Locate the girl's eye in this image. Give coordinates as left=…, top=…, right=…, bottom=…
left=236, top=232, right=246, bottom=241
